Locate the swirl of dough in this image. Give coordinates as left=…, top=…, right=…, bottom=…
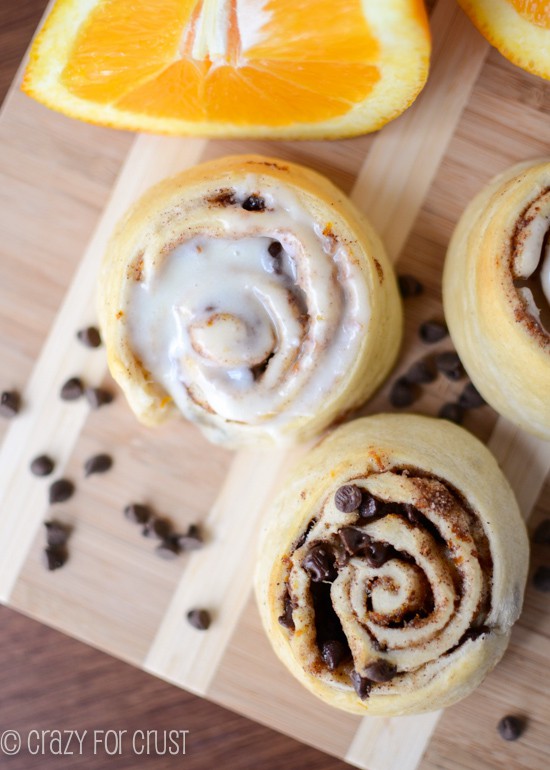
left=255, top=415, right=529, bottom=716
left=99, top=155, right=402, bottom=446
left=443, top=159, right=550, bottom=440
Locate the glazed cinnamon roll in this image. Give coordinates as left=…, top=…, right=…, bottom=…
left=99, top=155, right=402, bottom=447
left=255, top=414, right=528, bottom=716
left=443, top=159, right=550, bottom=439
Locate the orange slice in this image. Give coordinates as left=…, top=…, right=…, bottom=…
left=458, top=0, right=550, bottom=80
left=22, top=0, right=431, bottom=139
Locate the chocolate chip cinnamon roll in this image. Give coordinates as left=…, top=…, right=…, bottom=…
left=99, top=155, right=402, bottom=447
left=443, top=159, right=550, bottom=439
left=255, top=414, right=528, bottom=716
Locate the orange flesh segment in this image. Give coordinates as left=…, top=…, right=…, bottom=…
left=60, top=0, right=382, bottom=125
left=508, top=0, right=550, bottom=28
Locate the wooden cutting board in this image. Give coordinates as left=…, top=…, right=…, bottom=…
left=1, top=1, right=550, bottom=768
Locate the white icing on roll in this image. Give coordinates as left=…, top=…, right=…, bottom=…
left=127, top=178, right=370, bottom=433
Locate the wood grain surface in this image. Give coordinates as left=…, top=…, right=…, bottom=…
left=1, top=2, right=549, bottom=769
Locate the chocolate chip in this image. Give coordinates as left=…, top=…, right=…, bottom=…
left=350, top=670, right=371, bottom=700
left=339, top=527, right=371, bottom=556
left=458, top=382, right=485, bottom=409
left=364, top=660, right=397, bottom=683
left=419, top=320, right=448, bottom=343
left=0, top=390, right=21, bottom=418
left=358, top=494, right=385, bottom=520
left=403, top=503, right=423, bottom=525
left=48, top=479, right=75, bottom=504
left=365, top=541, right=392, bottom=568
left=533, top=519, right=550, bottom=545
left=268, top=241, right=282, bottom=258
left=60, top=377, right=84, bottom=401
left=405, top=358, right=436, bottom=384
left=242, top=195, right=265, bottom=212
left=438, top=402, right=464, bottom=425
left=497, top=715, right=525, bottom=741
left=84, top=453, right=113, bottom=477
left=43, top=546, right=68, bottom=571
left=335, top=484, right=363, bottom=512
left=302, top=544, right=337, bottom=582
left=390, top=377, right=417, bottom=408
left=278, top=592, right=295, bottom=631
left=124, top=503, right=152, bottom=524
left=85, top=387, right=113, bottom=409
left=175, top=524, right=203, bottom=551
left=186, top=609, right=211, bottom=630
left=533, top=565, right=550, bottom=592
left=30, top=454, right=55, bottom=477
left=435, top=351, right=465, bottom=381
left=156, top=538, right=180, bottom=560
left=44, top=520, right=70, bottom=547
left=142, top=517, right=172, bottom=540
left=76, top=326, right=102, bottom=348
left=321, top=640, right=347, bottom=671
left=397, top=274, right=423, bottom=299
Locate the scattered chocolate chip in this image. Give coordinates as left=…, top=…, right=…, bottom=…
left=497, top=715, right=525, bottom=741
left=278, top=592, right=295, bottom=631
left=142, top=517, right=172, bottom=540
left=358, top=494, right=385, bottom=520
left=419, top=320, right=448, bottom=343
left=405, top=358, right=436, bottom=384
left=403, top=503, right=423, bottom=525
left=390, top=377, right=417, bottom=408
left=339, top=527, right=371, bottom=556
left=44, top=520, right=70, bottom=547
left=458, top=382, right=485, bottom=409
left=533, top=519, right=550, bottom=545
left=156, top=538, right=180, bottom=560
left=60, top=377, right=84, bottom=401
left=533, top=565, right=550, bottom=592
left=85, top=387, right=113, bottom=409
left=242, top=195, right=265, bottom=212
left=0, top=390, right=20, bottom=418
left=48, top=479, right=75, bottom=504
left=435, top=351, right=465, bottom=381
left=365, top=542, right=392, bottom=568
left=43, top=546, right=68, bottom=571
left=438, top=402, right=464, bottom=425
left=76, top=326, right=102, bottom=348
left=84, top=453, right=113, bottom=477
left=175, top=524, right=204, bottom=551
left=186, top=608, right=211, bottom=630
left=364, top=660, right=397, bottom=683
left=302, top=544, right=337, bottom=582
left=321, top=640, right=347, bottom=671
left=397, top=274, right=423, bottom=299
left=335, top=484, right=363, bottom=513
left=30, top=454, right=55, bottom=477
left=268, top=240, right=282, bottom=258
left=124, top=503, right=152, bottom=524
left=350, top=670, right=371, bottom=700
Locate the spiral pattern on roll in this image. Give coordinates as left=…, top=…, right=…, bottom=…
left=281, top=470, right=493, bottom=699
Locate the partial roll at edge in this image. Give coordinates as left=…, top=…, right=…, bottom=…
left=99, top=155, right=402, bottom=447
left=255, top=414, right=528, bottom=716
left=443, top=159, right=550, bottom=440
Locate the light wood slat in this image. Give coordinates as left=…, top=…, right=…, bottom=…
left=351, top=0, right=489, bottom=260
left=144, top=446, right=305, bottom=694
left=0, top=135, right=206, bottom=601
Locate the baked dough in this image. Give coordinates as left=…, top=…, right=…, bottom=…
left=255, top=414, right=528, bottom=716
left=443, top=159, right=550, bottom=439
left=99, top=155, right=402, bottom=447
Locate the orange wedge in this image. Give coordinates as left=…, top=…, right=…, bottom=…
left=22, top=0, right=431, bottom=139
left=458, top=0, right=550, bottom=80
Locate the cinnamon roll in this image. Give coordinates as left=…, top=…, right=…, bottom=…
left=443, top=159, right=550, bottom=440
left=99, top=155, right=402, bottom=447
left=255, top=414, right=528, bottom=716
